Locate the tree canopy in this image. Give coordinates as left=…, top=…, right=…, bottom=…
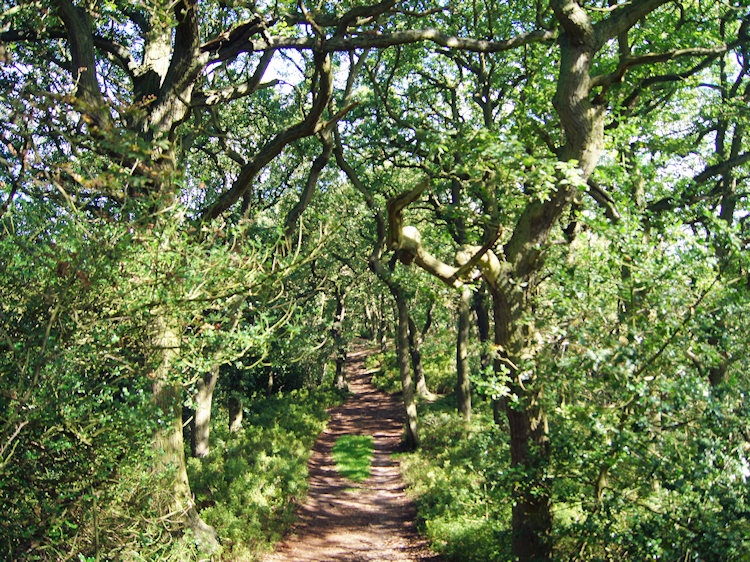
left=1, top=0, right=749, bottom=560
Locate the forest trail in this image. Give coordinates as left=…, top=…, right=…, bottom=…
left=262, top=345, right=441, bottom=562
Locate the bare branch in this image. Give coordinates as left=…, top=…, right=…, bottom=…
left=451, top=223, right=504, bottom=285
left=200, top=16, right=270, bottom=62
left=201, top=52, right=334, bottom=221
left=333, top=126, right=387, bottom=260
left=386, top=178, right=429, bottom=250
left=591, top=46, right=729, bottom=90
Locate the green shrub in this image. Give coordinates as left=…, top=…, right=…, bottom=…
left=187, top=388, right=344, bottom=560
left=400, top=397, right=513, bottom=561
left=368, top=351, right=402, bottom=393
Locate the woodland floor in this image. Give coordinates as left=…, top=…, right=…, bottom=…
left=262, top=345, right=442, bottom=562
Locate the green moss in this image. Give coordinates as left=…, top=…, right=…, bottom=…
left=332, top=434, right=374, bottom=482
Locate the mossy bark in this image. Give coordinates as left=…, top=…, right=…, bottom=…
left=395, top=295, right=420, bottom=449
left=192, top=365, right=218, bottom=458
left=456, top=286, right=472, bottom=421
left=407, top=316, right=431, bottom=399
left=150, top=313, right=218, bottom=550
left=228, top=395, right=243, bottom=433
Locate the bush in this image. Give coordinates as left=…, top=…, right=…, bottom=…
left=187, top=387, right=344, bottom=560
left=400, top=397, right=513, bottom=561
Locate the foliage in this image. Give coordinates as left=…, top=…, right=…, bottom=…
left=400, top=397, right=512, bottom=561
left=535, top=208, right=750, bottom=560
left=0, top=190, right=331, bottom=558
left=188, top=388, right=343, bottom=560
left=367, top=351, right=402, bottom=394
left=1, top=0, right=749, bottom=559
left=0, top=201, right=159, bottom=558
left=367, top=333, right=456, bottom=396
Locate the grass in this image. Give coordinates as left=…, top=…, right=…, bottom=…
left=332, top=434, right=374, bottom=482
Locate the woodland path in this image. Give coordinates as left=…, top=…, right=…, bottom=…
left=263, top=345, right=441, bottom=561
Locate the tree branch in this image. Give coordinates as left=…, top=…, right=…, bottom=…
left=591, top=46, right=729, bottom=90
left=193, top=47, right=279, bottom=106
left=201, top=51, right=334, bottom=221
left=92, top=36, right=140, bottom=79
left=334, top=0, right=396, bottom=37
left=694, top=152, right=750, bottom=184
left=283, top=131, right=333, bottom=239
left=593, top=0, right=671, bottom=47
left=333, top=126, right=387, bottom=261
left=52, top=0, right=112, bottom=131
left=203, top=27, right=556, bottom=61
left=586, top=177, right=620, bottom=222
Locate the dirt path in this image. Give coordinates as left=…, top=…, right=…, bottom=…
left=263, top=346, right=441, bottom=562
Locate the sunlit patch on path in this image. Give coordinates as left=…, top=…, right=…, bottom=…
left=263, top=346, right=441, bottom=561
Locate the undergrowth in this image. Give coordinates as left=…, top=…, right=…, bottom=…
left=366, top=343, right=456, bottom=395
left=365, top=344, right=514, bottom=559
left=187, top=387, right=344, bottom=560
left=400, top=397, right=514, bottom=561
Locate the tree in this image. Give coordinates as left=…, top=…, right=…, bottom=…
left=2, top=0, right=748, bottom=558
left=2, top=0, right=543, bottom=544
left=341, top=1, right=748, bottom=558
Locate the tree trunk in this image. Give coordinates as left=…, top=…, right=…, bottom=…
left=407, top=315, right=431, bottom=398
left=192, top=365, right=219, bottom=458
left=228, top=395, right=243, bottom=433
left=364, top=301, right=376, bottom=340
left=395, top=292, right=419, bottom=448
left=456, top=286, right=472, bottom=421
left=333, top=289, right=349, bottom=390
left=379, top=292, right=389, bottom=351
left=474, top=286, right=501, bottom=423
left=473, top=284, right=491, bottom=372
left=490, top=287, right=552, bottom=560
left=334, top=351, right=347, bottom=390
left=150, top=313, right=218, bottom=550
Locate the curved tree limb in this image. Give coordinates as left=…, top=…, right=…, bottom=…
left=591, top=46, right=729, bottom=90
left=201, top=51, right=334, bottom=221
left=52, top=0, right=112, bottom=131
left=202, top=27, right=556, bottom=62
left=192, top=49, right=278, bottom=107
left=283, top=131, right=333, bottom=240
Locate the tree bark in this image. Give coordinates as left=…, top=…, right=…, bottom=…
left=150, top=313, right=218, bottom=550
left=379, top=293, right=389, bottom=351
left=395, top=292, right=420, bottom=449
left=192, top=365, right=219, bottom=458
left=456, top=286, right=472, bottom=421
left=332, top=289, right=349, bottom=390
left=407, top=315, right=431, bottom=398
left=474, top=285, right=502, bottom=423
left=489, top=286, right=552, bottom=560
left=228, top=395, right=243, bottom=433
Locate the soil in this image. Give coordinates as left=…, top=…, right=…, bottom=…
left=262, top=345, right=442, bottom=562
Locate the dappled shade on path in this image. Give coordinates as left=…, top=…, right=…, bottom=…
left=263, top=346, right=441, bottom=561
